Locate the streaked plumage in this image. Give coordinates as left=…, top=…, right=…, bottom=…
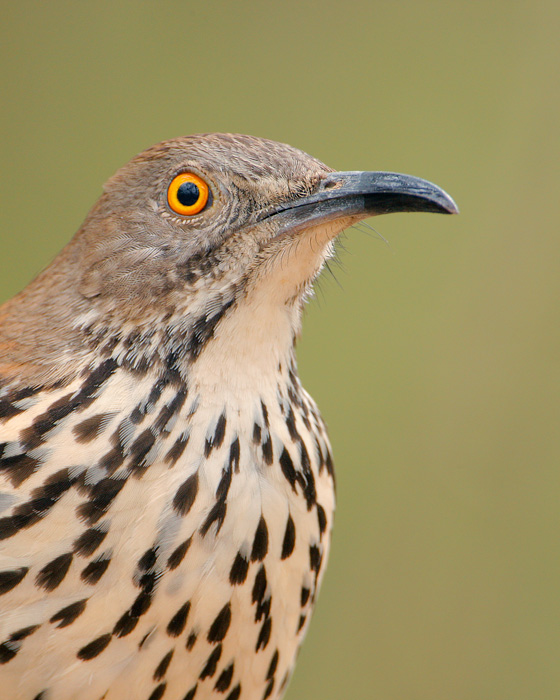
left=0, top=134, right=456, bottom=699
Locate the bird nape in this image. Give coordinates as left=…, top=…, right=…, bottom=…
left=0, top=134, right=457, bottom=700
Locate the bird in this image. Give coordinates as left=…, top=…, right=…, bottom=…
left=0, top=133, right=457, bottom=700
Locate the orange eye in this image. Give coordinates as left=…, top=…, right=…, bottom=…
left=167, top=173, right=209, bottom=216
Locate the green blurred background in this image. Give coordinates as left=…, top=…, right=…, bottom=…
left=1, top=2, right=559, bottom=698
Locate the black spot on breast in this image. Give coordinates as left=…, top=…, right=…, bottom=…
left=129, top=407, right=144, bottom=425
left=186, top=632, right=198, bottom=651
left=279, top=448, right=296, bottom=491
left=300, top=587, right=310, bottom=607
left=30, top=467, right=74, bottom=503
left=0, top=453, right=40, bottom=487
left=113, top=588, right=154, bottom=638
left=99, top=444, right=125, bottom=475
left=147, top=377, right=169, bottom=406
left=296, top=441, right=316, bottom=508
left=316, top=504, right=327, bottom=535
left=73, top=526, right=108, bottom=557
left=18, top=396, right=70, bottom=451
left=80, top=359, right=118, bottom=398
left=0, top=642, right=17, bottom=664
left=77, top=633, right=112, bottom=660
left=167, top=537, right=192, bottom=570
left=255, top=597, right=271, bottom=623
left=0, top=624, right=39, bottom=662
left=73, top=414, right=112, bottom=443
left=50, top=599, right=88, bottom=628
left=165, top=431, right=190, bottom=465
left=285, top=406, right=300, bottom=442
left=183, top=685, right=198, bottom=700
left=20, top=360, right=117, bottom=453
left=162, top=350, right=182, bottom=383
left=314, top=437, right=325, bottom=473
left=207, top=603, right=231, bottom=643
left=131, top=590, right=153, bottom=616
left=225, top=684, right=241, bottom=700
left=154, top=649, right=174, bottom=681
left=205, top=412, right=227, bottom=457
left=261, top=435, right=273, bottom=465
left=229, top=437, right=240, bottom=472
left=139, top=628, right=155, bottom=649
left=229, top=553, right=249, bottom=585
left=325, top=448, right=335, bottom=478
left=154, top=389, right=187, bottom=433
left=281, top=515, right=296, bottom=560
left=251, top=516, right=269, bottom=562
left=148, top=682, right=167, bottom=700
left=199, top=643, right=222, bottom=679
left=279, top=672, right=290, bottom=693
left=36, top=552, right=73, bottom=591
left=188, top=299, right=235, bottom=360
left=81, top=554, right=111, bottom=585
left=10, top=625, right=39, bottom=641
left=252, top=565, right=267, bottom=604
left=215, top=662, right=234, bottom=692
left=0, top=399, right=23, bottom=421
left=267, top=650, right=279, bottom=679
left=137, top=570, right=157, bottom=594
left=261, top=401, right=269, bottom=428
left=138, top=547, right=158, bottom=572
left=76, top=476, right=126, bottom=525
left=297, top=615, right=306, bottom=632
left=256, top=618, right=272, bottom=651
left=129, top=428, right=156, bottom=475
left=167, top=601, right=191, bottom=637
left=216, top=465, right=232, bottom=502
left=113, top=610, right=139, bottom=638
left=3, top=386, right=36, bottom=403
left=0, top=567, right=28, bottom=595
left=277, top=391, right=286, bottom=417
left=200, top=499, right=227, bottom=536
left=263, top=679, right=275, bottom=699
left=0, top=468, right=75, bottom=539
left=287, top=386, right=300, bottom=411
left=173, top=473, right=199, bottom=516
left=252, top=423, right=262, bottom=444
left=309, top=545, right=322, bottom=573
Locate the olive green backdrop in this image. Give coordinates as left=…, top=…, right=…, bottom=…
left=2, top=2, right=559, bottom=698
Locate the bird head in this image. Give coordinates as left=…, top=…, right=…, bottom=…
left=1, top=133, right=457, bottom=387
left=77, top=134, right=335, bottom=315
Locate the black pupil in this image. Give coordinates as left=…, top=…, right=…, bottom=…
left=177, top=181, right=200, bottom=207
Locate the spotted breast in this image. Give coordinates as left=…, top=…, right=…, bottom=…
left=0, top=133, right=457, bottom=700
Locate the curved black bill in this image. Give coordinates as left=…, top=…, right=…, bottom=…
left=264, top=170, right=458, bottom=235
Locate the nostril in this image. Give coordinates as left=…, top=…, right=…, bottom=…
left=320, top=178, right=343, bottom=192
left=323, top=180, right=338, bottom=190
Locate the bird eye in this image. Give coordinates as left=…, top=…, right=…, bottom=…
left=167, top=173, right=209, bottom=216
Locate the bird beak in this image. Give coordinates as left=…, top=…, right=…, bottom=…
left=264, top=171, right=458, bottom=236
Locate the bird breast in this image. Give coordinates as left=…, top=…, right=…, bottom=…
left=0, top=356, right=334, bottom=699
